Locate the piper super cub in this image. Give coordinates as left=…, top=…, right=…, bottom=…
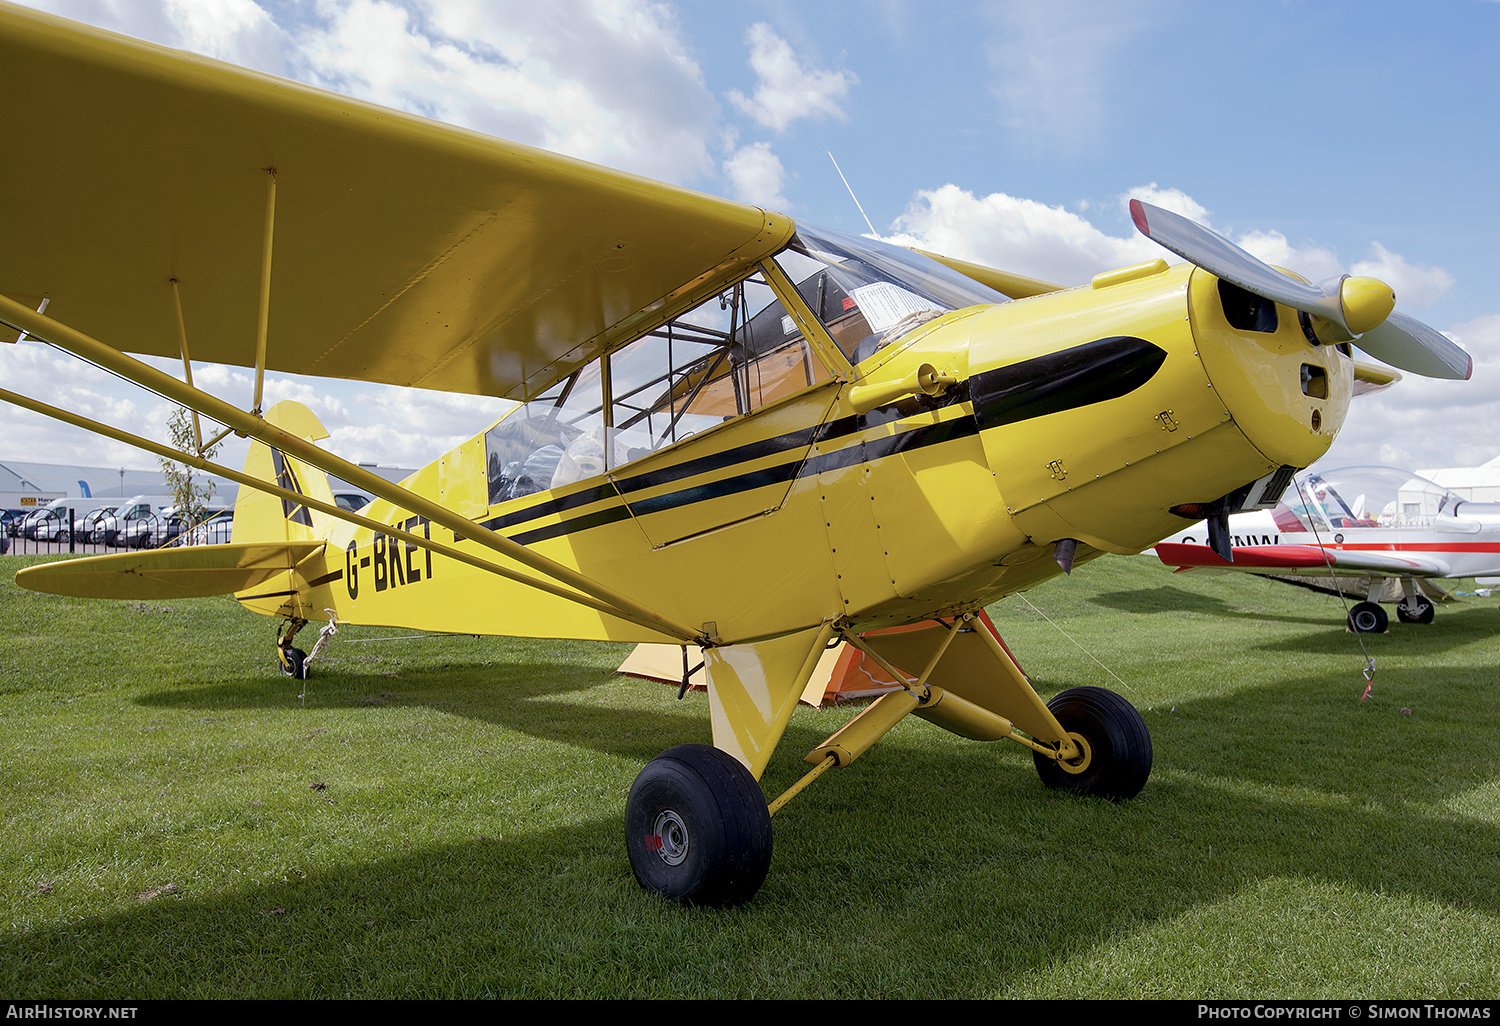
left=0, top=3, right=1472, bottom=905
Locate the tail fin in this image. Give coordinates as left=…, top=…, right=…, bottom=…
left=231, top=400, right=337, bottom=546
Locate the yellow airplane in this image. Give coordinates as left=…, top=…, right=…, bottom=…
left=0, top=3, right=1472, bottom=906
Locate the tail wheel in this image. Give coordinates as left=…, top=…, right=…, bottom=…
left=625, top=743, right=772, bottom=907
left=278, top=646, right=307, bottom=680
left=1034, top=686, right=1152, bottom=801
left=1396, top=596, right=1435, bottom=624
left=1348, top=601, right=1388, bottom=634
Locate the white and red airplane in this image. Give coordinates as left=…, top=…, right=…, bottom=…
left=1156, top=466, right=1500, bottom=632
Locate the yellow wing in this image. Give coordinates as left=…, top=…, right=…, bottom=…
left=0, top=2, right=792, bottom=400
left=15, top=543, right=325, bottom=600
left=911, top=248, right=1064, bottom=300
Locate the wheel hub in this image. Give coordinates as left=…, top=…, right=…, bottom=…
left=651, top=809, right=690, bottom=866
left=1055, top=731, right=1094, bottom=775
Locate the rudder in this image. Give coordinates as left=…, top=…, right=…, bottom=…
left=232, top=400, right=337, bottom=546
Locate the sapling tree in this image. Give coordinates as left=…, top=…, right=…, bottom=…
left=158, top=407, right=220, bottom=535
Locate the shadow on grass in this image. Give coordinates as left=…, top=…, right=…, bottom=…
left=1088, top=583, right=1356, bottom=626
left=132, top=655, right=712, bottom=766
left=1090, top=584, right=1500, bottom=640
left=9, top=661, right=1499, bottom=999
left=1242, top=605, right=1500, bottom=655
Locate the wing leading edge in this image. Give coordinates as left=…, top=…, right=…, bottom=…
left=15, top=543, right=326, bottom=600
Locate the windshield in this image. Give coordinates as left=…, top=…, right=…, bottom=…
left=775, top=224, right=1007, bottom=365
left=1276, top=466, right=1464, bottom=532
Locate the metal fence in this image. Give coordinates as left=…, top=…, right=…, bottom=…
left=2, top=508, right=223, bottom=556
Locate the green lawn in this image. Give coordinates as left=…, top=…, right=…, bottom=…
left=2, top=553, right=1497, bottom=998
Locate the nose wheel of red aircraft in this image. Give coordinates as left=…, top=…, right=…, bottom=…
left=1348, top=602, right=1388, bottom=634
left=1033, top=686, right=1153, bottom=801
left=625, top=743, right=772, bottom=906
left=1396, top=596, right=1435, bottom=624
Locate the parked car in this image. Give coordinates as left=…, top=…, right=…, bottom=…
left=9, top=510, right=37, bottom=539
left=24, top=503, right=115, bottom=544
left=118, top=510, right=168, bottom=549
left=129, top=506, right=228, bottom=548
left=20, top=499, right=72, bottom=541
left=100, top=497, right=160, bottom=547
left=76, top=506, right=118, bottom=544
left=174, top=510, right=234, bottom=546
left=26, top=507, right=71, bottom=542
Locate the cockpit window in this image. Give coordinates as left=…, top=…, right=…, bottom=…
left=774, top=224, right=1007, bottom=365
left=483, top=269, right=833, bottom=504
left=1277, top=466, right=1464, bottom=532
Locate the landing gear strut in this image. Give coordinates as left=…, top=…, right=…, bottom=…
left=276, top=619, right=309, bottom=679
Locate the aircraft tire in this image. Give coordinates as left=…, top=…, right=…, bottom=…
left=1348, top=602, right=1388, bottom=633
left=1033, top=686, right=1152, bottom=801
left=279, top=646, right=307, bottom=680
left=1396, top=597, right=1435, bottom=624
left=625, top=743, right=772, bottom=907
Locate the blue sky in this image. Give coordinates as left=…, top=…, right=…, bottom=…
left=5, top=0, right=1500, bottom=477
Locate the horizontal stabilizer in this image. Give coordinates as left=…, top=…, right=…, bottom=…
left=15, top=543, right=325, bottom=599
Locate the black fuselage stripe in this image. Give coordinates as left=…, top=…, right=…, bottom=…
left=504, top=415, right=977, bottom=546
left=449, top=335, right=1165, bottom=548
left=971, top=336, right=1165, bottom=429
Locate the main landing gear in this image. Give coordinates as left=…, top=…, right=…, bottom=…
left=624, top=744, right=773, bottom=907
left=624, top=614, right=1153, bottom=907
left=1032, top=686, right=1153, bottom=801
left=1347, top=601, right=1388, bottom=634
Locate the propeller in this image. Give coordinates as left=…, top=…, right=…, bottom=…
left=1129, top=199, right=1472, bottom=381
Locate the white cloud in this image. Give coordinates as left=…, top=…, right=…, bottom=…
left=726, top=22, right=856, bottom=133
left=1232, top=230, right=1344, bottom=284
left=892, top=182, right=1462, bottom=321
left=722, top=142, right=788, bottom=211
left=23, top=0, right=288, bottom=73
left=1351, top=242, right=1454, bottom=309
left=889, top=184, right=1160, bottom=286
left=0, top=342, right=168, bottom=470
left=164, top=0, right=287, bottom=72
left=1126, top=183, right=1209, bottom=225
left=296, top=0, right=719, bottom=184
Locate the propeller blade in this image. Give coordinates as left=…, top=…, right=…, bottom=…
left=1130, top=198, right=1471, bottom=380
left=1129, top=199, right=1351, bottom=334
left=1349, top=312, right=1472, bottom=381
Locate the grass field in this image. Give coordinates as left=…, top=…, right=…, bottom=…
left=2, top=552, right=1497, bottom=999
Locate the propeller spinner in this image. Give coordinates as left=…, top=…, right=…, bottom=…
left=1129, top=199, right=1472, bottom=381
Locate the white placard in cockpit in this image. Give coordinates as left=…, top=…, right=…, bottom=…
left=850, top=282, right=937, bottom=331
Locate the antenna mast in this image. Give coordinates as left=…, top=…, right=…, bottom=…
left=828, top=152, right=879, bottom=237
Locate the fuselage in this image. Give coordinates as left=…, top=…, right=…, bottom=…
left=239, top=235, right=1355, bottom=645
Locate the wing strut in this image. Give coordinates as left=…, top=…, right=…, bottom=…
left=0, top=384, right=687, bottom=638
left=169, top=279, right=204, bottom=452
left=252, top=168, right=276, bottom=416
left=0, top=294, right=707, bottom=645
